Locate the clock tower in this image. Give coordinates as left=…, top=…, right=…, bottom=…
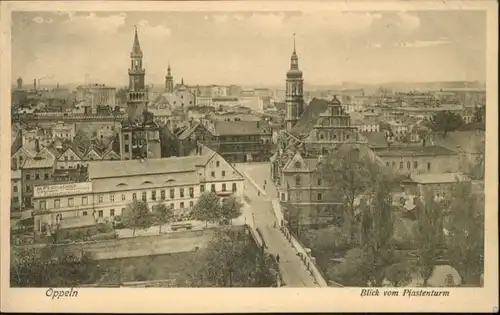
left=127, top=26, right=148, bottom=121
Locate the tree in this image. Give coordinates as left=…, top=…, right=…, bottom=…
left=220, top=196, right=242, bottom=225
left=426, top=111, right=464, bottom=137
left=415, top=188, right=444, bottom=287
left=320, top=146, right=379, bottom=246
left=446, top=182, right=484, bottom=285
left=154, top=202, right=174, bottom=234
left=472, top=105, right=485, bottom=130
left=121, top=200, right=154, bottom=236
left=11, top=247, right=97, bottom=287
left=188, top=229, right=277, bottom=287
left=191, top=192, right=221, bottom=227
left=116, top=87, right=128, bottom=105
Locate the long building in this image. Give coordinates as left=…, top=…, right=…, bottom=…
left=32, top=147, right=244, bottom=232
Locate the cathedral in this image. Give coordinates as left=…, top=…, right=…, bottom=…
left=270, top=35, right=378, bottom=228
left=119, top=27, right=161, bottom=160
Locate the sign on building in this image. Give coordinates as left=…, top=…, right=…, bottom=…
left=34, top=182, right=92, bottom=198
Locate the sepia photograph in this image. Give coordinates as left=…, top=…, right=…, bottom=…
left=1, top=0, right=498, bottom=313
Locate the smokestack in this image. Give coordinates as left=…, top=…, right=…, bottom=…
left=17, top=77, right=22, bottom=89
left=34, top=79, right=37, bottom=91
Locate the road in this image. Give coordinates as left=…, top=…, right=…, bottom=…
left=237, top=163, right=318, bottom=287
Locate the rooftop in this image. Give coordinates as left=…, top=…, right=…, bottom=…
left=360, top=132, right=388, bottom=149
left=373, top=145, right=456, bottom=157
left=407, top=172, right=470, bottom=184
left=290, top=98, right=331, bottom=137
left=88, top=154, right=214, bottom=180
left=213, top=120, right=270, bottom=136
left=430, top=131, right=485, bottom=154
left=23, top=156, right=55, bottom=169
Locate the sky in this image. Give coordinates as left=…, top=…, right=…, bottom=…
left=11, top=10, right=486, bottom=87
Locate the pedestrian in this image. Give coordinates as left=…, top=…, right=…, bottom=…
left=273, top=221, right=276, bottom=228
left=263, top=185, right=266, bottom=190
left=264, top=180, right=267, bottom=185
left=258, top=191, right=260, bottom=196
left=276, top=254, right=280, bottom=263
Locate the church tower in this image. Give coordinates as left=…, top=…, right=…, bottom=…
left=165, top=62, right=174, bottom=93
left=120, top=26, right=161, bottom=161
left=127, top=26, right=148, bottom=121
left=285, top=34, right=304, bottom=131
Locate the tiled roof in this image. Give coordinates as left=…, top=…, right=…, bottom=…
left=290, top=98, right=331, bottom=138
left=213, top=120, right=270, bottom=136
left=10, top=131, right=23, bottom=156
left=373, top=145, right=456, bottom=157
left=178, top=123, right=201, bottom=140
left=88, top=154, right=214, bottom=180
left=360, top=132, right=388, bottom=149
left=430, top=131, right=484, bottom=154
left=407, top=172, right=470, bottom=184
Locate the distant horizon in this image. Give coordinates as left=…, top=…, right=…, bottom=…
left=12, top=11, right=486, bottom=86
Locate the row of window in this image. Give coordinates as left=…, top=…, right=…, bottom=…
left=294, top=175, right=322, bottom=186
left=386, top=161, right=432, bottom=171
left=25, top=172, right=50, bottom=181
left=39, top=183, right=238, bottom=209
left=294, top=191, right=323, bottom=201
left=82, top=200, right=197, bottom=218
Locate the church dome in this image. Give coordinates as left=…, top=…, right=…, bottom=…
left=286, top=68, right=303, bottom=77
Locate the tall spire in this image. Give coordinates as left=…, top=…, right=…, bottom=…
left=181, top=77, right=184, bottom=86
left=131, top=25, right=142, bottom=56
left=167, top=61, right=171, bottom=74
left=290, top=33, right=299, bottom=70
left=293, top=33, right=296, bottom=54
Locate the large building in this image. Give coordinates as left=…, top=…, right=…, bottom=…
left=178, top=119, right=273, bottom=163
left=75, top=84, right=116, bottom=113
left=285, top=35, right=304, bottom=131
left=119, top=27, right=161, bottom=160
left=32, top=147, right=245, bottom=232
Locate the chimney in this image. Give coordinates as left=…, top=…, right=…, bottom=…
left=35, top=138, right=40, bottom=153
left=17, top=77, right=22, bottom=89
left=33, top=79, right=37, bottom=91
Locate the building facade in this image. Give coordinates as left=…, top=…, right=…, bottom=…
left=32, top=149, right=245, bottom=231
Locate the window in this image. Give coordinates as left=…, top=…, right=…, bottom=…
left=295, top=175, right=301, bottom=186
left=98, top=195, right=103, bottom=203
left=427, top=162, right=431, bottom=171
left=317, top=193, right=323, bottom=201
left=35, top=173, right=40, bottom=180
left=142, top=191, right=147, bottom=201
left=222, top=184, right=227, bottom=191
left=317, top=179, right=322, bottom=186
left=180, top=188, right=185, bottom=198
left=296, top=191, right=301, bottom=199
left=133, top=193, right=137, bottom=200
left=110, top=194, right=115, bottom=202
left=160, top=190, right=166, bottom=200
left=170, top=203, right=174, bottom=209
left=64, top=156, right=68, bottom=161
left=222, top=170, right=226, bottom=177
left=122, top=194, right=126, bottom=201
left=399, top=162, right=404, bottom=169
left=26, top=185, right=31, bottom=192
left=40, top=201, right=46, bottom=210
left=125, top=144, right=129, bottom=152
left=407, top=161, right=411, bottom=169
left=189, top=201, right=194, bottom=207
left=200, top=185, right=205, bottom=193
left=216, top=161, right=220, bottom=167
left=82, top=196, right=88, bottom=205
left=25, top=174, right=30, bottom=180
left=13, top=186, right=18, bottom=193
left=82, top=211, right=88, bottom=216
left=392, top=162, right=396, bottom=167
left=180, top=202, right=184, bottom=209
left=295, top=161, right=301, bottom=168
left=170, top=189, right=175, bottom=199
left=211, top=184, right=216, bottom=192
left=54, top=199, right=60, bottom=209
left=68, top=198, right=74, bottom=207
left=189, top=187, right=194, bottom=198
left=110, top=209, right=115, bottom=216
left=386, top=162, right=390, bottom=167
left=232, top=183, right=237, bottom=192
left=98, top=210, right=103, bottom=217
left=44, top=173, right=49, bottom=180
left=413, top=161, right=418, bottom=169
left=211, top=171, right=215, bottom=177
left=70, top=156, right=74, bottom=161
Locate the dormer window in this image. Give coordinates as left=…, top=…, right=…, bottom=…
left=295, top=161, right=301, bottom=169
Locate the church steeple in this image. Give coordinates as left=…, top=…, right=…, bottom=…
left=285, top=33, right=304, bottom=131
left=131, top=25, right=143, bottom=57
left=165, top=61, right=174, bottom=93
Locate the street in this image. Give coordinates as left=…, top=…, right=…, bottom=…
left=237, top=163, right=318, bottom=287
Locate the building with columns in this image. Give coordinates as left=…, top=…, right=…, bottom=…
left=285, top=34, right=304, bottom=131
left=119, top=27, right=161, bottom=160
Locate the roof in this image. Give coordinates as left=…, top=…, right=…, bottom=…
left=360, top=132, right=388, bottom=149
left=290, top=98, right=331, bottom=137
left=213, top=120, right=270, bottom=136
left=22, top=156, right=55, bottom=169
left=177, top=122, right=201, bottom=140
left=373, top=145, right=456, bottom=157
left=430, top=131, right=485, bottom=154
left=88, top=154, right=214, bottom=180
left=407, top=172, right=470, bottom=184
left=10, top=130, right=23, bottom=156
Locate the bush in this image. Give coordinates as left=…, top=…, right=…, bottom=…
left=90, top=231, right=117, bottom=241
left=96, top=222, right=114, bottom=233
left=301, top=226, right=350, bottom=253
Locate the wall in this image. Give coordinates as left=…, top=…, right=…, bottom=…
left=379, top=153, right=461, bottom=175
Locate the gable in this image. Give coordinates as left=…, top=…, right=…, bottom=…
left=103, top=149, right=120, bottom=160
left=37, top=147, right=57, bottom=160
left=205, top=153, right=244, bottom=181
left=283, top=152, right=309, bottom=172
left=59, top=147, right=81, bottom=161
left=84, top=148, right=102, bottom=160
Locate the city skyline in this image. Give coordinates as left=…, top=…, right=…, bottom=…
left=12, top=10, right=486, bottom=87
